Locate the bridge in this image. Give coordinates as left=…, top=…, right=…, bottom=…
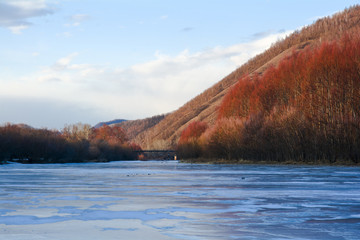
left=133, top=150, right=177, bottom=160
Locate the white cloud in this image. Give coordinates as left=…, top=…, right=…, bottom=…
left=57, top=31, right=72, bottom=38
left=35, top=52, right=104, bottom=83
left=53, top=52, right=79, bottom=70
left=8, top=24, right=28, bottom=34
left=0, top=96, right=101, bottom=129
left=0, top=31, right=292, bottom=127
left=66, top=14, right=91, bottom=27
left=6, top=0, right=49, bottom=10
left=71, top=14, right=89, bottom=21
left=0, top=0, right=55, bottom=34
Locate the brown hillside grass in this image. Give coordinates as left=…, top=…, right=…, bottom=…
left=113, top=114, right=166, bottom=145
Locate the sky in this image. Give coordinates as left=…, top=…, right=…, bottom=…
left=0, top=0, right=359, bottom=129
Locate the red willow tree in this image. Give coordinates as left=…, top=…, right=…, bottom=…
left=178, top=33, right=360, bottom=163
left=177, top=121, right=208, bottom=159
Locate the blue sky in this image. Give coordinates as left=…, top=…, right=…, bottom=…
left=0, top=0, right=358, bottom=129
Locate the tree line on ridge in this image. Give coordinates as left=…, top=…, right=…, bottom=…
left=0, top=123, right=141, bottom=163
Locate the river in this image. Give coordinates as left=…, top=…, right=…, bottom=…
left=0, top=161, right=359, bottom=240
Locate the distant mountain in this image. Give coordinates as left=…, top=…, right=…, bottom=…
left=93, top=119, right=127, bottom=129
left=14, top=123, right=34, bottom=129
left=109, top=5, right=360, bottom=150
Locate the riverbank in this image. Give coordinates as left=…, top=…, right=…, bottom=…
left=180, top=158, right=360, bottom=166
left=0, top=158, right=138, bottom=165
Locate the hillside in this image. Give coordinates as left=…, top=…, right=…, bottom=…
left=114, top=114, right=166, bottom=144
left=124, top=5, right=360, bottom=150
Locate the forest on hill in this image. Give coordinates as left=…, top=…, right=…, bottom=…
left=177, top=30, right=360, bottom=164
left=125, top=5, right=360, bottom=151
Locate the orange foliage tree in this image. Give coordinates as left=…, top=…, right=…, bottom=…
left=91, top=125, right=128, bottom=145
left=177, top=121, right=208, bottom=159
left=181, top=32, right=360, bottom=163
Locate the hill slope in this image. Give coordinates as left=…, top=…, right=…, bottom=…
left=124, top=5, right=360, bottom=150
left=114, top=114, right=166, bottom=145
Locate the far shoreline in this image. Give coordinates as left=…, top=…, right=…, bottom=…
left=2, top=158, right=360, bottom=167
left=179, top=158, right=360, bottom=167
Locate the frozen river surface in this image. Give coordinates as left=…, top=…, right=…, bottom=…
left=0, top=161, right=360, bottom=240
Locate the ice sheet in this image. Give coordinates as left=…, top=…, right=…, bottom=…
left=1, top=161, right=359, bottom=239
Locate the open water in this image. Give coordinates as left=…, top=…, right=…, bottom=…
left=0, top=161, right=359, bottom=239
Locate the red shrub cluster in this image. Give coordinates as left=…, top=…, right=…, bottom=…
left=177, top=121, right=208, bottom=158
left=179, top=121, right=208, bottom=144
